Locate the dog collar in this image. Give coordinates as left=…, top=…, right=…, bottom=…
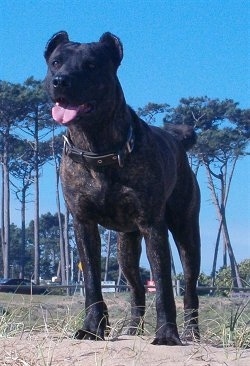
left=63, top=126, right=135, bottom=168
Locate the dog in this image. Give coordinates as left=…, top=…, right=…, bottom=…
left=44, top=31, right=201, bottom=345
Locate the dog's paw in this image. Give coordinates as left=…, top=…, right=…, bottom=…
left=74, top=329, right=104, bottom=341
left=151, top=335, right=182, bottom=346
left=74, top=329, right=86, bottom=340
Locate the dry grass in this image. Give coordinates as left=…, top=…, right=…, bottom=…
left=0, top=292, right=249, bottom=365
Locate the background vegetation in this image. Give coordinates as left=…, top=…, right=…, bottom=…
left=0, top=78, right=249, bottom=288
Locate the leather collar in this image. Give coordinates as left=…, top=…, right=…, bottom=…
left=63, top=126, right=135, bottom=168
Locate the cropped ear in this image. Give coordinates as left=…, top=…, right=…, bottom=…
left=44, top=31, right=69, bottom=60
left=99, top=32, right=123, bottom=69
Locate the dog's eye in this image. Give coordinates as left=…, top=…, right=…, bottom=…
left=52, top=60, right=61, bottom=69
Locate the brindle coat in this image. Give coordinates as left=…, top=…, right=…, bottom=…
left=44, top=31, right=201, bottom=345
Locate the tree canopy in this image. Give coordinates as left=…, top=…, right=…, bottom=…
left=0, top=80, right=249, bottom=287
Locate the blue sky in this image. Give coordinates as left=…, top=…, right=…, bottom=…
left=0, top=0, right=249, bottom=274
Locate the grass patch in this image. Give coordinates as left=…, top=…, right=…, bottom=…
left=0, top=292, right=249, bottom=365
left=198, top=296, right=250, bottom=349
left=0, top=292, right=249, bottom=347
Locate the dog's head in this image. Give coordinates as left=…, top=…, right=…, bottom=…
left=44, top=31, right=123, bottom=125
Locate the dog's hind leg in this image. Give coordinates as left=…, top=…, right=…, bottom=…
left=167, top=169, right=201, bottom=341
left=170, top=217, right=201, bottom=341
left=117, top=231, right=145, bottom=335
left=176, top=228, right=200, bottom=340
left=144, top=221, right=182, bottom=345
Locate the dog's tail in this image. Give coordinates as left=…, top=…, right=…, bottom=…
left=164, top=123, right=197, bottom=151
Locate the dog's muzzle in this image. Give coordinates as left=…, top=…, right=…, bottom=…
left=53, top=75, right=71, bottom=88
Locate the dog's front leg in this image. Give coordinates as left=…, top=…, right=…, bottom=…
left=144, top=222, right=182, bottom=345
left=117, top=231, right=145, bottom=334
left=73, top=219, right=109, bottom=340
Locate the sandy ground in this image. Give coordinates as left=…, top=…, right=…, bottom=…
left=0, top=334, right=249, bottom=366
left=0, top=294, right=249, bottom=365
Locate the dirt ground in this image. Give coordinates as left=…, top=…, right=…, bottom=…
left=0, top=334, right=249, bottom=366
left=0, top=293, right=249, bottom=365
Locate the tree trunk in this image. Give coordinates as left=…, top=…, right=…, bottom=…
left=2, top=142, right=10, bottom=278
left=104, top=230, right=111, bottom=281
left=34, top=165, right=40, bottom=283
left=52, top=133, right=66, bottom=285
left=19, top=188, right=26, bottom=279
left=223, top=240, right=227, bottom=268
left=204, top=160, right=242, bottom=288
left=117, top=264, right=122, bottom=292
left=56, top=173, right=66, bottom=285
left=220, top=209, right=242, bottom=288
left=0, top=165, right=4, bottom=269
left=33, top=118, right=40, bottom=284
left=170, top=245, right=176, bottom=277
left=211, top=221, right=222, bottom=285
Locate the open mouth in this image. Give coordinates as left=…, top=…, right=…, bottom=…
left=52, top=98, right=95, bottom=124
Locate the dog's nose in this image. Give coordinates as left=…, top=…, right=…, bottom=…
left=53, top=75, right=71, bottom=88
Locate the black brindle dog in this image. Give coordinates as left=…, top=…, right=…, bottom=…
left=44, top=31, right=201, bottom=345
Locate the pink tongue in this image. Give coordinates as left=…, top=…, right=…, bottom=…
left=52, top=104, right=79, bottom=124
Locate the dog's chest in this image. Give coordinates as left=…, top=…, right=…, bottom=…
left=61, top=164, right=146, bottom=229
